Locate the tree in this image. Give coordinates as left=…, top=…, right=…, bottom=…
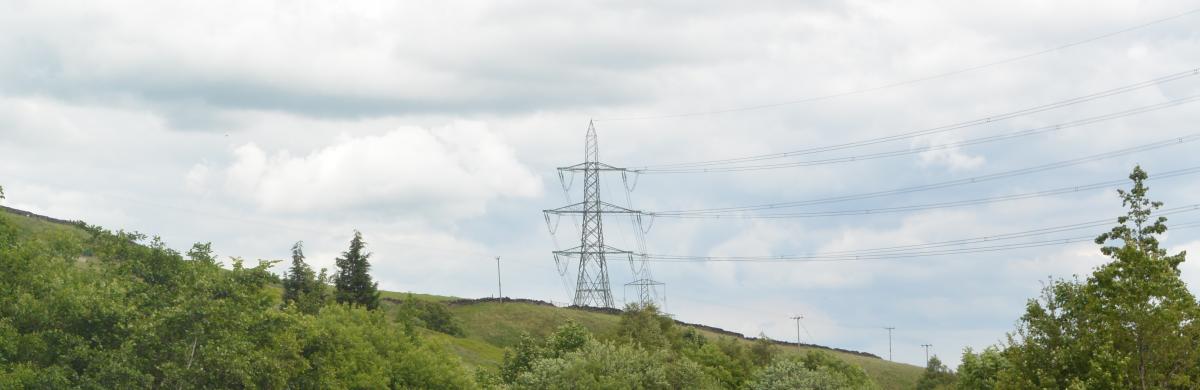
left=746, top=351, right=877, bottom=390
left=1, top=217, right=473, bottom=389
left=500, top=321, right=591, bottom=383
left=749, top=334, right=778, bottom=366
left=282, top=241, right=328, bottom=314
left=396, top=294, right=464, bottom=336
left=956, top=347, right=1008, bottom=390
left=1000, top=166, right=1200, bottom=388
left=333, top=230, right=380, bottom=310
left=915, top=356, right=956, bottom=390
left=513, top=341, right=712, bottom=389
left=616, top=302, right=675, bottom=349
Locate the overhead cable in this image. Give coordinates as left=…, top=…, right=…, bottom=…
left=651, top=165, right=1200, bottom=219
left=637, top=68, right=1200, bottom=170
left=655, top=134, right=1200, bottom=214
left=598, top=7, right=1200, bottom=121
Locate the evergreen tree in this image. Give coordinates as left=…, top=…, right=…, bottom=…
left=334, top=230, right=380, bottom=310
left=282, top=241, right=327, bottom=314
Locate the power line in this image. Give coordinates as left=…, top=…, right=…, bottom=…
left=651, top=165, right=1200, bottom=219
left=638, top=97, right=1200, bottom=174
left=636, top=68, right=1200, bottom=170
left=597, top=7, right=1200, bottom=121
left=655, top=134, right=1200, bottom=214
left=673, top=204, right=1200, bottom=258
left=641, top=221, right=1200, bottom=262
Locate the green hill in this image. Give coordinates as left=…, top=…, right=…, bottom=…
left=378, top=294, right=923, bottom=389
left=1, top=206, right=924, bottom=389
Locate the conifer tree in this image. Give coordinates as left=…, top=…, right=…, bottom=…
left=334, top=230, right=380, bottom=310
left=283, top=241, right=327, bottom=314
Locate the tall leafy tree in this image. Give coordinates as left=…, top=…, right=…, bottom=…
left=282, top=241, right=328, bottom=314
left=334, top=230, right=380, bottom=310
left=915, top=356, right=956, bottom=390
left=997, top=166, right=1200, bottom=388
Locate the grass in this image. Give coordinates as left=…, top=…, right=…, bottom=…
left=379, top=290, right=457, bottom=302
left=1, top=207, right=90, bottom=244
left=388, top=299, right=924, bottom=389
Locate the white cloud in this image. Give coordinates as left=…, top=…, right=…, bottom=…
left=916, top=134, right=987, bottom=172
left=185, top=163, right=211, bottom=194
left=221, top=121, right=542, bottom=217
left=4, top=0, right=1200, bottom=369
left=1173, top=240, right=1200, bottom=296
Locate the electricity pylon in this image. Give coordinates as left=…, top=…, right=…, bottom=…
left=544, top=121, right=647, bottom=308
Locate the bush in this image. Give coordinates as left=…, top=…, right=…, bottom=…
left=747, top=352, right=878, bottom=390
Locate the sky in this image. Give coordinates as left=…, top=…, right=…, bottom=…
left=3, top=0, right=1200, bottom=368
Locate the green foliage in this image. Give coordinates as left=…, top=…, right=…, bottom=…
left=749, top=334, right=779, bottom=366
left=0, top=206, right=920, bottom=389
left=500, top=318, right=718, bottom=388
left=500, top=320, right=592, bottom=383
left=616, top=302, right=676, bottom=349
left=282, top=241, right=329, bottom=315
left=746, top=351, right=878, bottom=390
left=611, top=302, right=786, bottom=388
left=989, top=166, right=1200, bottom=388
left=546, top=319, right=590, bottom=354
left=291, top=305, right=474, bottom=389
left=956, top=347, right=1008, bottom=390
left=334, top=230, right=381, bottom=310
left=915, top=356, right=956, bottom=390
left=514, top=341, right=713, bottom=389
left=0, top=214, right=473, bottom=389
left=397, top=294, right=465, bottom=336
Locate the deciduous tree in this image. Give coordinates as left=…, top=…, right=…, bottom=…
left=998, top=166, right=1200, bottom=388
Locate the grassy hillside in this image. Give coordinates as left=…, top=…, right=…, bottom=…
left=2, top=206, right=923, bottom=389
left=382, top=295, right=923, bottom=389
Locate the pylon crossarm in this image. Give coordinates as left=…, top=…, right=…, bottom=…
left=544, top=201, right=643, bottom=215
left=625, top=278, right=664, bottom=286
left=554, top=245, right=635, bottom=256
left=557, top=162, right=631, bottom=172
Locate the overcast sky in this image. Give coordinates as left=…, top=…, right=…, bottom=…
left=3, top=0, right=1200, bottom=368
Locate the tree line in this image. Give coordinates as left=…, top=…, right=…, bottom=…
left=0, top=207, right=473, bottom=387
left=4, top=164, right=1199, bottom=389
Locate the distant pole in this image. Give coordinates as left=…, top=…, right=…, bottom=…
left=790, top=315, right=804, bottom=352
left=884, top=327, right=896, bottom=361
left=921, top=344, right=932, bottom=366
left=495, top=256, right=503, bottom=301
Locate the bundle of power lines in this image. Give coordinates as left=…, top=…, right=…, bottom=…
left=562, top=6, right=1200, bottom=266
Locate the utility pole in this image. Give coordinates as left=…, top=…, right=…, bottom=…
left=884, top=327, right=895, bottom=361
left=544, top=121, right=647, bottom=308
left=921, top=344, right=932, bottom=366
left=790, top=315, right=804, bottom=352
left=495, top=256, right=503, bottom=301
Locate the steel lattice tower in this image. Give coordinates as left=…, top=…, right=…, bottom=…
left=545, top=121, right=643, bottom=308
